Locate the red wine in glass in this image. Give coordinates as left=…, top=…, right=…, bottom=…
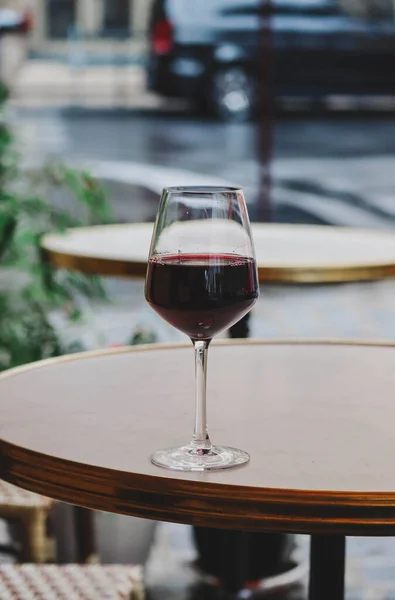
left=146, top=253, right=259, bottom=340
left=145, top=186, right=259, bottom=471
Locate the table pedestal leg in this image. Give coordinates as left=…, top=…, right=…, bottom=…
left=219, top=530, right=250, bottom=593
left=73, top=507, right=98, bottom=564
left=308, top=535, right=346, bottom=600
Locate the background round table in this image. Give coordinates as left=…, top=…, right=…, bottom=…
left=41, top=222, right=395, bottom=284
left=2, top=340, right=395, bottom=599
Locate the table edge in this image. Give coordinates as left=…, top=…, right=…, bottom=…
left=2, top=437, right=395, bottom=535
left=2, top=338, right=395, bottom=381
left=41, top=224, right=395, bottom=283
left=3, top=340, right=395, bottom=534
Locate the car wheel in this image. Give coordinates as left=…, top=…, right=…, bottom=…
left=210, top=67, right=256, bottom=122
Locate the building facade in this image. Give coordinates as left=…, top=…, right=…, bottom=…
left=27, top=0, right=395, bottom=53
left=31, top=0, right=153, bottom=50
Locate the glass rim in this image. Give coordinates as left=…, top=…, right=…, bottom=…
left=163, top=186, right=242, bottom=195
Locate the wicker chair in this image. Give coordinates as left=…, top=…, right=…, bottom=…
left=0, top=564, right=145, bottom=600
left=0, top=480, right=98, bottom=564
left=0, top=480, right=56, bottom=563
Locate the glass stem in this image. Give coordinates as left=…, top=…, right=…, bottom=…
left=191, top=340, right=212, bottom=454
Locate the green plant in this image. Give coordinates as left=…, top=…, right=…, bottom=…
left=0, top=85, right=113, bottom=371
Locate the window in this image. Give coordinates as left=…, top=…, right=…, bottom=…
left=371, top=0, right=394, bottom=18
left=339, top=0, right=394, bottom=19
left=103, top=0, right=131, bottom=34
left=47, top=0, right=76, bottom=39
left=274, top=0, right=338, bottom=15
left=223, top=0, right=340, bottom=17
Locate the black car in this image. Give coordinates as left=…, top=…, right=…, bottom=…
left=147, top=0, right=395, bottom=120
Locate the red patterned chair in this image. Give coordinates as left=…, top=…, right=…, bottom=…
left=0, top=564, right=145, bottom=600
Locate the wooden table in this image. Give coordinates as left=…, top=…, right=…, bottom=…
left=42, top=222, right=395, bottom=339
left=2, top=340, right=395, bottom=600
left=41, top=222, right=395, bottom=284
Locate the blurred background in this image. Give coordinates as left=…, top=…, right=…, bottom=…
left=6, top=0, right=395, bottom=347
left=3, top=1, right=395, bottom=598
left=6, top=0, right=395, bottom=230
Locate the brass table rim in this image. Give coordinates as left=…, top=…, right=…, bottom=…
left=3, top=340, right=395, bottom=535
left=3, top=337, right=395, bottom=380
left=41, top=223, right=395, bottom=283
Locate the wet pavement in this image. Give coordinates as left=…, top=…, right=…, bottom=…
left=15, top=109, right=395, bottom=227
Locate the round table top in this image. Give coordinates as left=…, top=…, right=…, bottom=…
left=2, top=340, right=395, bottom=535
left=41, top=223, right=395, bottom=283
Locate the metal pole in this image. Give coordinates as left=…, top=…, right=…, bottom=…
left=309, top=535, right=346, bottom=600
left=257, top=0, right=274, bottom=223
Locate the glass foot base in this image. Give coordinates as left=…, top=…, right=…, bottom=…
left=151, top=445, right=250, bottom=472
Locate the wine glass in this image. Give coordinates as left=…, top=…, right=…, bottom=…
left=145, top=186, right=259, bottom=471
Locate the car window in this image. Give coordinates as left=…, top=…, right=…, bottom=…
left=370, top=0, right=394, bottom=18
left=223, top=0, right=340, bottom=17
left=220, top=1, right=260, bottom=17
left=221, top=0, right=395, bottom=20
left=339, top=0, right=394, bottom=19
left=275, top=0, right=339, bottom=15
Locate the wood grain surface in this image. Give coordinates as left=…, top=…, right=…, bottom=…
left=1, top=341, right=395, bottom=534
